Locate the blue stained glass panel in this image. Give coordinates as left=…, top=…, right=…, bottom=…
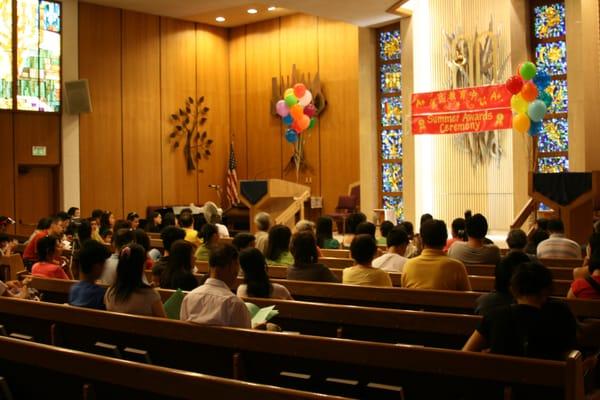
left=380, top=63, right=401, bottom=94
left=534, top=3, right=566, bottom=39
left=535, top=41, right=567, bottom=76
left=538, top=156, right=569, bottom=173
left=537, top=118, right=568, bottom=153
left=381, top=96, right=402, bottom=127
left=545, top=79, right=568, bottom=114
left=382, top=163, right=402, bottom=193
left=381, top=129, right=402, bottom=160
left=379, top=30, right=401, bottom=61
left=382, top=195, right=404, bottom=222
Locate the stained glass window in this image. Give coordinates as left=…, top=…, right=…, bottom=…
left=39, top=1, right=61, bottom=111
left=382, top=163, right=403, bottom=193
left=545, top=79, right=567, bottom=114
left=382, top=195, right=403, bottom=223
left=534, top=3, right=566, bottom=39
left=537, top=118, right=568, bottom=153
left=379, top=30, right=401, bottom=61
left=381, top=96, right=402, bottom=127
left=380, top=63, right=401, bottom=94
left=0, top=0, right=12, bottom=109
left=538, top=156, right=568, bottom=173
left=381, top=129, right=402, bottom=160
left=535, top=41, right=567, bottom=76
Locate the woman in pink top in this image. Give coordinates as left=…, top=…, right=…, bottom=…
left=31, top=235, right=69, bottom=280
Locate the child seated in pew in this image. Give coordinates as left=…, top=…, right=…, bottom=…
left=377, top=220, right=394, bottom=246
left=69, top=240, right=111, bottom=310
left=316, top=216, right=340, bottom=249
left=343, top=235, right=392, bottom=287
left=159, top=240, right=198, bottom=291
left=104, top=244, right=166, bottom=318
left=288, top=232, right=339, bottom=283
left=265, top=225, right=294, bottom=266
left=447, top=213, right=501, bottom=265
left=475, top=251, right=530, bottom=316
left=373, top=227, right=409, bottom=273
left=151, top=226, right=186, bottom=287
left=463, top=262, right=577, bottom=360
left=237, top=248, right=292, bottom=300
left=231, top=232, right=256, bottom=252
left=195, top=223, right=219, bottom=262
left=31, top=235, right=70, bottom=280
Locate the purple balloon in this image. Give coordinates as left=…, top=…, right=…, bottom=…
left=276, top=100, right=289, bottom=117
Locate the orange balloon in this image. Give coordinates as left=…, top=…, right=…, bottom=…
left=513, top=113, right=531, bottom=134
left=290, top=104, right=304, bottom=120
left=521, top=81, right=538, bottom=102
left=298, top=115, right=310, bottom=131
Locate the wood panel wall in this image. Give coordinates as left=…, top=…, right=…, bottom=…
left=79, top=3, right=360, bottom=217
left=0, top=112, right=14, bottom=234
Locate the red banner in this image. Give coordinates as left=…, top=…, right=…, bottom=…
left=411, top=84, right=512, bottom=135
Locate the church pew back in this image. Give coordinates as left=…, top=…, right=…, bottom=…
left=0, top=297, right=584, bottom=400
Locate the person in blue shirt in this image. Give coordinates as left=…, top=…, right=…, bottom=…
left=69, top=240, right=111, bottom=310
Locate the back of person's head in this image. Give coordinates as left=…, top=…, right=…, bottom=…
left=56, top=211, right=69, bottom=223
left=113, top=228, right=134, bottom=251
left=100, top=229, right=113, bottom=241
left=399, top=221, right=414, bottom=238
left=420, top=213, right=433, bottom=226
left=239, top=248, right=272, bottom=298
left=465, top=213, right=488, bottom=240
left=200, top=223, right=219, bottom=245
left=295, top=219, right=315, bottom=233
left=132, top=229, right=150, bottom=252
left=266, top=225, right=292, bottom=261
left=65, top=221, right=78, bottom=238
left=37, top=235, right=58, bottom=261
left=254, top=212, right=272, bottom=232
left=420, top=219, right=448, bottom=249
left=178, top=212, right=194, bottom=228
left=232, top=232, right=255, bottom=251
left=526, top=229, right=550, bottom=255
left=355, top=221, right=376, bottom=238
left=113, top=220, right=131, bottom=232
left=162, top=240, right=194, bottom=288
left=316, top=216, right=334, bottom=247
left=547, top=219, right=564, bottom=234
left=387, top=227, right=409, bottom=248
left=113, top=243, right=147, bottom=301
left=162, top=212, right=176, bottom=227
left=290, top=231, right=318, bottom=264
left=160, top=226, right=186, bottom=253
left=536, top=218, right=549, bottom=231
left=506, top=229, right=528, bottom=250
left=79, top=240, right=111, bottom=276
left=350, top=234, right=377, bottom=265
left=346, top=212, right=367, bottom=234
left=126, top=212, right=139, bottom=222
left=495, top=251, right=530, bottom=293
left=209, top=243, right=238, bottom=269
left=510, top=262, right=553, bottom=299
left=77, top=220, right=92, bottom=242
left=203, top=202, right=221, bottom=224
left=91, top=209, right=104, bottom=221
left=36, top=217, right=53, bottom=230
left=451, top=218, right=466, bottom=239
left=67, top=207, right=79, bottom=218
left=100, top=211, right=113, bottom=227
left=380, top=221, right=394, bottom=239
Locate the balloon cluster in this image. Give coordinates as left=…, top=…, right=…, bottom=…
left=506, top=62, right=552, bottom=136
left=275, top=83, right=317, bottom=143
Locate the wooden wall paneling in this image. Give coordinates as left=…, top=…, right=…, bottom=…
left=228, top=26, right=248, bottom=180
left=0, top=113, right=14, bottom=234
left=160, top=17, right=198, bottom=205
left=244, top=19, right=282, bottom=180
left=14, top=113, right=60, bottom=166
left=78, top=3, right=123, bottom=218
left=196, top=24, right=230, bottom=205
left=122, top=11, right=162, bottom=216
left=15, top=167, right=57, bottom=235
left=317, top=19, right=360, bottom=215
left=279, top=14, right=321, bottom=196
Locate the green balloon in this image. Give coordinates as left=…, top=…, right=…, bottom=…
left=308, top=117, right=316, bottom=129
left=538, top=91, right=553, bottom=108
left=284, top=94, right=298, bottom=107
left=520, top=62, right=537, bottom=80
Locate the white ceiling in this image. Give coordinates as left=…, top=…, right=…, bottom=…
left=79, top=0, right=401, bottom=27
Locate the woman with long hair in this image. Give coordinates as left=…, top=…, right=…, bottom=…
left=288, top=231, right=338, bottom=282
left=265, top=225, right=294, bottom=266
left=237, top=248, right=292, bottom=299
left=145, top=211, right=162, bottom=233
left=316, top=216, right=340, bottom=249
left=160, top=240, right=198, bottom=291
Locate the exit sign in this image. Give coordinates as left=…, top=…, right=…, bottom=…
left=32, top=146, right=47, bottom=157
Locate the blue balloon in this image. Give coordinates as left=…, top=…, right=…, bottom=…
left=538, top=91, right=553, bottom=108
left=528, top=120, right=543, bottom=137
left=283, top=115, right=293, bottom=125
left=285, top=129, right=298, bottom=143
left=533, top=71, right=551, bottom=90
left=527, top=100, right=547, bottom=122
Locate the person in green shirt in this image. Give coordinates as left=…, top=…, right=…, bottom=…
left=195, top=223, right=219, bottom=262
left=316, top=216, right=340, bottom=249
left=265, top=225, right=294, bottom=266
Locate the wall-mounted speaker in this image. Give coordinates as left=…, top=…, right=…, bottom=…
left=64, top=79, right=92, bottom=114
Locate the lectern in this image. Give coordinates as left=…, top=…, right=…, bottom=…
left=239, top=179, right=311, bottom=232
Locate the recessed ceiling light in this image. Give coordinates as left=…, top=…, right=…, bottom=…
left=215, top=16, right=226, bottom=22
left=267, top=6, right=276, bottom=11
left=247, top=8, right=258, bottom=14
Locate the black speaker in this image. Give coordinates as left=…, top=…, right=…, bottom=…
left=64, top=79, right=92, bottom=114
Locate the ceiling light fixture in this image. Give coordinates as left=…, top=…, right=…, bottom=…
left=267, top=6, right=276, bottom=11
left=215, top=16, right=226, bottom=22
left=247, top=8, right=258, bottom=14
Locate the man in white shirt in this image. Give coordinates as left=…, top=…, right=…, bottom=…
left=180, top=244, right=251, bottom=328
left=373, top=227, right=409, bottom=273
left=537, top=219, right=582, bottom=259
left=99, top=229, right=134, bottom=285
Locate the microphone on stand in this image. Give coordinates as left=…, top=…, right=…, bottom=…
left=208, top=184, right=221, bottom=189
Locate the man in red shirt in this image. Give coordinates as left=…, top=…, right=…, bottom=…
left=22, top=216, right=64, bottom=267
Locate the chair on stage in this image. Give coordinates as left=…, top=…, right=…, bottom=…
left=328, top=182, right=360, bottom=234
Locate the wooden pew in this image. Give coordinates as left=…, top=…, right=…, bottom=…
left=0, top=297, right=585, bottom=400
left=540, top=258, right=583, bottom=269
left=320, top=249, right=350, bottom=258
left=0, top=335, right=331, bottom=400
left=466, top=263, right=575, bottom=281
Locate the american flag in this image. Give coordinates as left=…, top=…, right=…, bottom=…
left=226, top=142, right=240, bottom=206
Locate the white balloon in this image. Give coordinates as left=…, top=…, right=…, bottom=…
left=298, top=90, right=313, bottom=107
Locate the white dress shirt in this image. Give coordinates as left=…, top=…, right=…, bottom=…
left=180, top=278, right=251, bottom=328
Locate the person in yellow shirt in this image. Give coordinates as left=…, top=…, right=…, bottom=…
left=343, top=234, right=392, bottom=287
left=401, top=219, right=471, bottom=291
left=179, top=211, right=201, bottom=248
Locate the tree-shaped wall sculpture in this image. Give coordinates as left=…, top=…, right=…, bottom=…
left=168, top=96, right=213, bottom=172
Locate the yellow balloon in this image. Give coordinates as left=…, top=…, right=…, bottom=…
left=284, top=88, right=294, bottom=98
left=510, top=94, right=529, bottom=114
left=513, top=113, right=531, bottom=134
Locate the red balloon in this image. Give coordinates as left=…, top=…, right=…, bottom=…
left=304, top=103, right=317, bottom=118
left=505, top=75, right=523, bottom=95
left=293, top=83, right=306, bottom=99
left=291, top=120, right=302, bottom=133
left=521, top=81, right=538, bottom=102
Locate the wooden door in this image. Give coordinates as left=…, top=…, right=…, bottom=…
left=15, top=166, right=57, bottom=236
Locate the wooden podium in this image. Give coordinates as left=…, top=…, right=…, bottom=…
left=239, top=179, right=311, bottom=232
left=511, top=171, right=600, bottom=244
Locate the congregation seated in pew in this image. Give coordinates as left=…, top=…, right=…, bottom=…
left=288, top=231, right=338, bottom=283
left=237, top=248, right=292, bottom=300
left=195, top=223, right=219, bottom=261
left=372, top=226, right=409, bottom=273
left=537, top=218, right=582, bottom=260
left=151, top=226, right=186, bottom=286
left=443, top=217, right=466, bottom=252
left=377, top=220, right=394, bottom=246
left=342, top=234, right=392, bottom=287
left=32, top=235, right=70, bottom=280
left=232, top=232, right=256, bottom=252
left=69, top=240, right=111, bottom=310
left=253, top=212, right=271, bottom=254
left=448, top=213, right=501, bottom=265
left=266, top=225, right=294, bottom=266
left=23, top=216, right=64, bottom=268
left=159, top=240, right=198, bottom=291
left=179, top=210, right=201, bottom=248
left=99, top=228, right=134, bottom=285
left=568, top=238, right=600, bottom=300
left=505, top=228, right=537, bottom=261
left=316, top=216, right=340, bottom=249
left=341, top=212, right=366, bottom=249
